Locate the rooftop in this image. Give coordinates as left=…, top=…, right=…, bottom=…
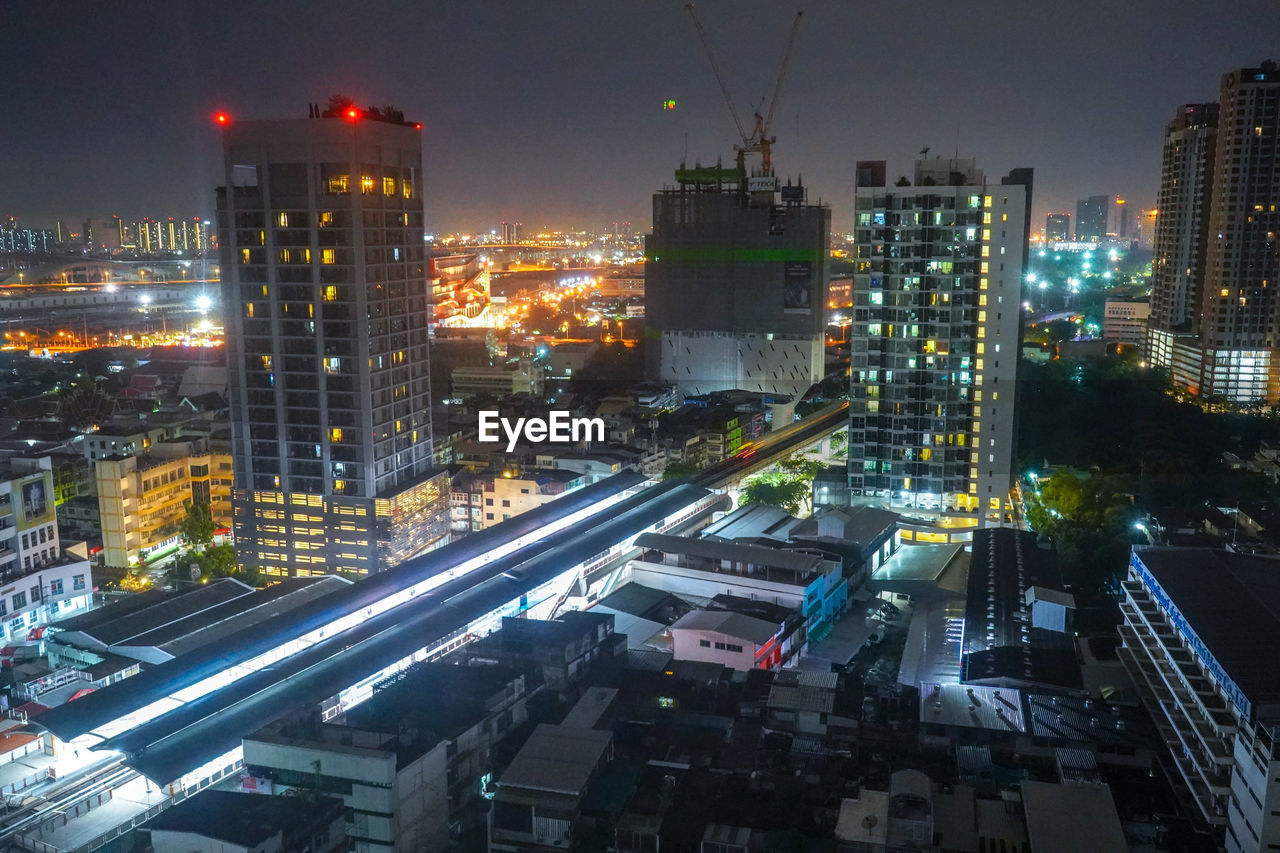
left=1019, top=780, right=1127, bottom=853
left=50, top=577, right=255, bottom=651
left=142, top=789, right=344, bottom=848
left=671, top=609, right=779, bottom=646
left=498, top=722, right=613, bottom=798
left=635, top=532, right=828, bottom=581
left=1132, top=547, right=1280, bottom=711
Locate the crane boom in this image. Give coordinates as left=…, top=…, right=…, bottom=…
left=684, top=3, right=749, bottom=150
left=763, top=12, right=803, bottom=135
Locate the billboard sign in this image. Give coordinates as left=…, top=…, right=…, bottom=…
left=783, top=260, right=814, bottom=313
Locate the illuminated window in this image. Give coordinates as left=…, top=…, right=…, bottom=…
left=240, top=248, right=250, bottom=263
left=402, top=179, right=413, bottom=199
left=319, top=211, right=334, bottom=227
left=323, top=285, right=338, bottom=301
left=382, top=176, right=396, bottom=196
left=334, top=479, right=346, bottom=493
left=325, top=357, right=341, bottom=374
left=981, top=246, right=990, bottom=257
left=276, top=212, right=289, bottom=227
left=983, top=195, right=993, bottom=208
left=321, top=248, right=337, bottom=265
left=330, top=427, right=344, bottom=443
left=260, top=355, right=272, bottom=370
left=360, top=175, right=375, bottom=194
left=327, top=175, right=349, bottom=194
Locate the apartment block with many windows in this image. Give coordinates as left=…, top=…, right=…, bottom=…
left=849, top=158, right=1030, bottom=524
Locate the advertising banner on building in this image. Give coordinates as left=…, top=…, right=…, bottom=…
left=783, top=260, right=814, bottom=313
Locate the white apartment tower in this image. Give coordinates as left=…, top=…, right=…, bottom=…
left=849, top=158, right=1030, bottom=524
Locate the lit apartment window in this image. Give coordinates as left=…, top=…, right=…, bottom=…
left=323, top=285, right=339, bottom=301
left=245, top=302, right=255, bottom=318
left=334, top=479, right=346, bottom=493
left=240, top=248, right=251, bottom=263
left=327, top=175, right=349, bottom=194
left=321, top=248, right=337, bottom=265
left=382, top=176, right=396, bottom=196
left=402, top=179, right=413, bottom=199
left=330, top=427, right=344, bottom=443
left=276, top=212, right=289, bottom=227
left=260, top=355, right=272, bottom=370
left=319, top=211, right=334, bottom=227
left=325, top=357, right=341, bottom=374
left=360, top=175, right=375, bottom=194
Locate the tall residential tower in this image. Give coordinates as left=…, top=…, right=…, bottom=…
left=1148, top=103, right=1219, bottom=339
left=1147, top=62, right=1280, bottom=403
left=218, top=104, right=449, bottom=578
left=849, top=158, right=1030, bottom=525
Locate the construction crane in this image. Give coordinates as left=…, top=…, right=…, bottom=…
left=684, top=4, right=803, bottom=177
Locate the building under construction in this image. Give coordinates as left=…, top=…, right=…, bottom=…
left=645, top=164, right=830, bottom=398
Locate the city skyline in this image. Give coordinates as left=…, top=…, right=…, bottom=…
left=3, top=1, right=1277, bottom=232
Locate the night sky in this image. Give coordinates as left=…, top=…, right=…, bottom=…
left=3, top=1, right=1276, bottom=234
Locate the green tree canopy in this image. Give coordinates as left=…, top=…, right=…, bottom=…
left=661, top=460, right=700, bottom=481
left=174, top=543, right=262, bottom=587
left=181, top=502, right=217, bottom=550
left=739, top=472, right=810, bottom=515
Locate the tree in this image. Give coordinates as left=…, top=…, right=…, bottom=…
left=662, top=460, right=700, bottom=480
left=181, top=502, right=217, bottom=551
left=739, top=472, right=810, bottom=515
left=174, top=543, right=263, bottom=587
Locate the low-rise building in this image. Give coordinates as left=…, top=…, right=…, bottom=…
left=451, top=359, right=544, bottom=399
left=1102, top=297, right=1151, bottom=349
left=627, top=532, right=848, bottom=638
left=95, top=436, right=232, bottom=568
left=244, top=662, right=529, bottom=853
left=142, top=789, right=346, bottom=853
left=477, top=469, right=588, bottom=529
left=489, top=696, right=615, bottom=853
left=0, top=463, right=95, bottom=641
left=670, top=607, right=797, bottom=671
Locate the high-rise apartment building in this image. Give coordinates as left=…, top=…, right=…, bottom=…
left=849, top=158, right=1030, bottom=525
left=645, top=162, right=830, bottom=397
left=1045, top=212, right=1071, bottom=242
left=218, top=104, right=449, bottom=578
left=1147, top=62, right=1279, bottom=403
left=1075, top=195, right=1109, bottom=242
left=1149, top=103, right=1219, bottom=336
left=1202, top=63, right=1280, bottom=352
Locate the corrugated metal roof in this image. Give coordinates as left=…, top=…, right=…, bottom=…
left=36, top=472, right=648, bottom=742
left=98, top=482, right=712, bottom=785
left=671, top=609, right=779, bottom=645
left=635, top=532, right=823, bottom=574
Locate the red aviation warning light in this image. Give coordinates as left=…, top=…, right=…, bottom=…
left=214, top=112, right=230, bottom=125
left=346, top=107, right=359, bottom=121
left=414, top=122, right=423, bottom=130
